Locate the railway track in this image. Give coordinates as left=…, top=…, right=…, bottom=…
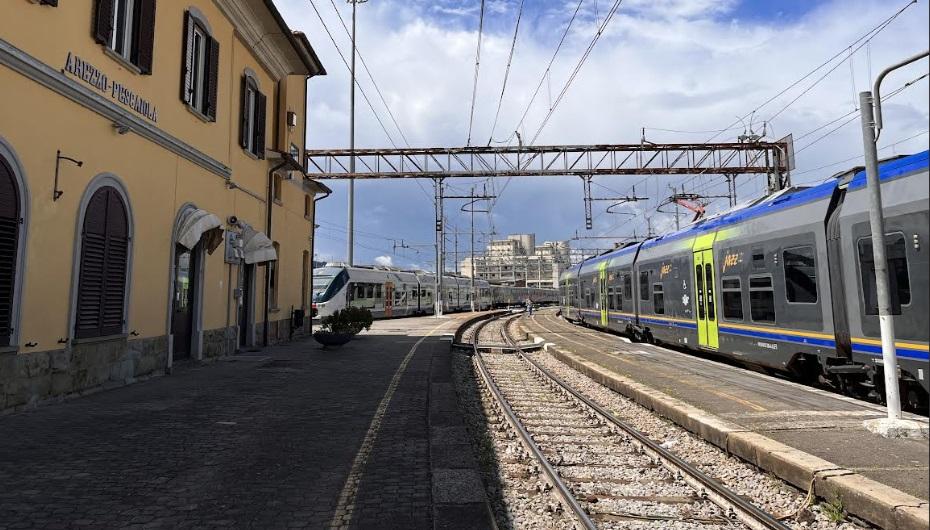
left=465, top=313, right=792, bottom=530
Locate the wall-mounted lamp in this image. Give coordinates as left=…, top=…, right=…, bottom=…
left=286, top=111, right=298, bottom=128
left=112, top=122, right=130, bottom=135
left=54, top=150, right=83, bottom=201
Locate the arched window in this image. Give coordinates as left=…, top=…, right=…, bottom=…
left=0, top=156, right=21, bottom=347
left=75, top=186, right=130, bottom=339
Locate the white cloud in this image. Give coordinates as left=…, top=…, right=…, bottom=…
left=374, top=255, right=394, bottom=267
left=279, top=0, right=929, bottom=266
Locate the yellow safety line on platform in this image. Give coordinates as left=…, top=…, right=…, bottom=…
left=329, top=318, right=451, bottom=529
left=533, top=314, right=768, bottom=412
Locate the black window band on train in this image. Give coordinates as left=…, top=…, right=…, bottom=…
left=784, top=245, right=818, bottom=304
left=721, top=277, right=743, bottom=321
left=653, top=284, right=665, bottom=315
left=749, top=275, right=776, bottom=323
left=857, top=233, right=911, bottom=315
left=639, top=271, right=650, bottom=301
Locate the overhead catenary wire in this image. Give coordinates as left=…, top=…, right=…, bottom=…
left=308, top=0, right=399, bottom=149
left=324, top=0, right=435, bottom=204
left=487, top=0, right=526, bottom=146
left=493, top=0, right=624, bottom=209
left=466, top=0, right=487, bottom=146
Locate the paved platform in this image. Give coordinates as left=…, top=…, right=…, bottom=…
left=520, top=308, right=929, bottom=530
left=0, top=314, right=494, bottom=529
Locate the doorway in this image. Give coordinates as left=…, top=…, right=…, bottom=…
left=693, top=249, right=719, bottom=349
left=239, top=263, right=254, bottom=348
left=172, top=243, right=198, bottom=359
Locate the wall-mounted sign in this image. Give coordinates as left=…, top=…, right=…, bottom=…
left=63, top=52, right=158, bottom=123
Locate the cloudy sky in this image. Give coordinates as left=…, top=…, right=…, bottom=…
left=275, top=0, right=929, bottom=270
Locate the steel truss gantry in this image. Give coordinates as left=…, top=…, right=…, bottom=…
left=304, top=139, right=794, bottom=181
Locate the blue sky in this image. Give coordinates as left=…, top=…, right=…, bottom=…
left=276, top=0, right=929, bottom=270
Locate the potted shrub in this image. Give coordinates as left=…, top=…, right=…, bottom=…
left=313, top=307, right=373, bottom=347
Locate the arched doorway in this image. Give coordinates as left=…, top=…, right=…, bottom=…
left=0, top=154, right=21, bottom=347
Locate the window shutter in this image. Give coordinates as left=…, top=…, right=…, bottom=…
left=205, top=36, right=220, bottom=121
left=240, top=76, right=250, bottom=148
left=0, top=158, right=20, bottom=347
left=75, top=187, right=129, bottom=339
left=40, top=0, right=59, bottom=6
left=134, top=0, right=157, bottom=75
left=254, top=91, right=267, bottom=159
left=180, top=12, right=194, bottom=104
left=92, top=0, right=115, bottom=45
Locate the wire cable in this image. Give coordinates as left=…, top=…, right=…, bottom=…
left=466, top=0, right=487, bottom=146
left=487, top=0, right=526, bottom=146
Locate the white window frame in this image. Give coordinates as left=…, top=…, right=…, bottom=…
left=190, top=24, right=208, bottom=113
left=246, top=84, right=257, bottom=153
left=110, top=0, right=136, bottom=60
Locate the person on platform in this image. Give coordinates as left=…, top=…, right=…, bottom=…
left=525, top=298, right=534, bottom=316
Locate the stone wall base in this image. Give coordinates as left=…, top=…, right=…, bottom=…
left=1, top=315, right=312, bottom=413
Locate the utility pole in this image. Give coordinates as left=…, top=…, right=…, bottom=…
left=859, top=49, right=929, bottom=436
left=434, top=178, right=444, bottom=316
left=451, top=186, right=496, bottom=311
left=671, top=186, right=681, bottom=230
left=346, top=0, right=368, bottom=266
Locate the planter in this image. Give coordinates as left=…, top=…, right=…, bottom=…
left=313, top=331, right=354, bottom=347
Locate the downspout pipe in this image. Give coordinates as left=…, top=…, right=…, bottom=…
left=310, top=185, right=332, bottom=334
left=264, top=152, right=305, bottom=347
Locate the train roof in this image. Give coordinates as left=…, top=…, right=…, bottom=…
left=563, top=150, right=929, bottom=275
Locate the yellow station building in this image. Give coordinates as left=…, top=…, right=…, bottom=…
left=0, top=0, right=330, bottom=410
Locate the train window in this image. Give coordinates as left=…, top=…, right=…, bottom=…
left=704, top=264, right=715, bottom=321
left=653, top=284, right=665, bottom=315
left=375, top=284, right=382, bottom=299
left=784, top=246, right=818, bottom=303
left=639, top=271, right=650, bottom=301
left=722, top=278, right=743, bottom=320
left=695, top=266, right=705, bottom=320
left=752, top=249, right=765, bottom=270
left=857, top=234, right=910, bottom=315
left=622, top=274, right=632, bottom=300
left=749, top=276, right=776, bottom=323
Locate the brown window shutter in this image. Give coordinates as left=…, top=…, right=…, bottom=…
left=254, top=91, right=267, bottom=159
left=0, top=158, right=20, bottom=347
left=240, top=76, right=250, bottom=148
left=133, top=0, right=157, bottom=74
left=75, top=187, right=129, bottom=339
left=92, top=0, right=115, bottom=45
left=180, top=11, right=194, bottom=104
left=205, top=36, right=220, bottom=121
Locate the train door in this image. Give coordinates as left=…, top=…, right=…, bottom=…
left=598, top=262, right=609, bottom=326
left=385, top=282, right=394, bottom=318
left=693, top=249, right=719, bottom=349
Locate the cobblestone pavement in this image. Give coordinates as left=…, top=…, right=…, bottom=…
left=0, top=317, right=461, bottom=529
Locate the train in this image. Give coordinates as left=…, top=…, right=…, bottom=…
left=560, top=150, right=929, bottom=411
left=312, top=265, right=558, bottom=318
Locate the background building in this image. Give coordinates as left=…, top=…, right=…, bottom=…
left=0, top=0, right=327, bottom=411
left=460, top=234, right=570, bottom=288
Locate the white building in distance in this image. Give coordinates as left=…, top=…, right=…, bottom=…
left=459, top=234, right=570, bottom=288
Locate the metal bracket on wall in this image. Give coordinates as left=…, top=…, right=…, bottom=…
left=54, top=150, right=83, bottom=201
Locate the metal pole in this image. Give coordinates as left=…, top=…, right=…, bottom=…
left=435, top=178, right=444, bottom=317
left=470, top=186, right=476, bottom=311
left=859, top=91, right=901, bottom=419
left=346, top=0, right=362, bottom=266
left=858, top=50, right=928, bottom=422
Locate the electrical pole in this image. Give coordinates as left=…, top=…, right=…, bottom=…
left=346, top=0, right=368, bottom=266
left=434, top=178, right=444, bottom=317
left=450, top=186, right=496, bottom=311
left=859, top=50, right=928, bottom=435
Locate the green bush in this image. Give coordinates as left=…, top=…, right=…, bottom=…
left=320, top=307, right=373, bottom=335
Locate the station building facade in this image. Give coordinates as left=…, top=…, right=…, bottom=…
left=0, top=0, right=329, bottom=410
